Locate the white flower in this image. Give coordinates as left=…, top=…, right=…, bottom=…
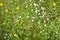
left=47, top=18, right=49, bottom=21
left=19, top=16, right=21, bottom=18
left=26, top=16, right=29, bottom=18
left=32, top=19, right=34, bottom=22
left=40, top=31, right=42, bottom=33
left=26, top=6, right=28, bottom=8
left=42, top=30, right=44, bottom=31
left=30, top=0, right=32, bottom=2
left=44, top=20, right=46, bottom=23
left=38, top=13, right=40, bottom=15
left=35, top=8, right=38, bottom=13
left=4, top=37, right=6, bottom=39
left=40, top=0, right=44, bottom=2
left=32, top=16, right=35, bottom=19
left=56, top=32, right=58, bottom=34
left=30, top=3, right=32, bottom=6
left=31, top=9, right=33, bottom=11
left=34, top=3, right=37, bottom=7
left=44, top=24, right=47, bottom=27
left=41, top=7, right=45, bottom=10
left=25, top=1, right=27, bottom=3
left=38, top=10, right=40, bottom=12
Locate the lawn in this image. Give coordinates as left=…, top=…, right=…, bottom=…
left=0, top=0, right=60, bottom=40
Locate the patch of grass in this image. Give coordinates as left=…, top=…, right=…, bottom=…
left=0, top=0, right=60, bottom=40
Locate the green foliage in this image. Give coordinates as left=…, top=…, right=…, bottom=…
left=0, top=0, right=60, bottom=40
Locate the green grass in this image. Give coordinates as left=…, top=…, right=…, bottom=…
left=0, top=0, right=60, bottom=40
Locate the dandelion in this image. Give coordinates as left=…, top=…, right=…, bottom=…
left=16, top=7, right=19, bottom=10
left=13, top=33, right=17, bottom=37
left=53, top=2, right=56, bottom=7
left=5, top=9, right=9, bottom=12
left=0, top=2, right=3, bottom=7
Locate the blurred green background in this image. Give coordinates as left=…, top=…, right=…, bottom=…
left=0, top=0, right=60, bottom=40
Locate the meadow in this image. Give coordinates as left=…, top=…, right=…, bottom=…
left=0, top=0, right=60, bottom=40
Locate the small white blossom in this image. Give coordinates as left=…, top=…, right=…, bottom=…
left=42, top=30, right=44, bottom=31
left=26, top=16, right=29, bottom=18
left=32, top=19, right=34, bottom=22
left=34, top=3, right=37, bottom=7
left=25, top=1, right=27, bottom=3
left=4, top=37, right=6, bottom=39
left=38, top=13, right=40, bottom=15
left=11, top=1, right=13, bottom=3
left=26, top=6, right=28, bottom=8
left=38, top=10, right=40, bottom=12
left=30, top=3, right=32, bottom=6
left=56, top=32, right=58, bottom=34
left=40, top=27, right=41, bottom=28
left=44, top=24, right=47, bottom=27
left=30, top=0, right=32, bottom=2
left=40, top=0, right=44, bottom=2
left=41, top=7, right=45, bottom=10
left=47, top=18, right=49, bottom=21
left=35, top=8, right=38, bottom=13
left=31, top=9, right=34, bottom=11
left=19, top=16, right=21, bottom=18
left=40, top=31, right=42, bottom=33
left=32, top=16, right=35, bottom=19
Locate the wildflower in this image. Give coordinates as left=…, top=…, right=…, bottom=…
left=2, top=22, right=6, bottom=25
left=55, top=13, right=58, bottom=16
left=34, top=3, right=37, bottom=7
left=26, top=6, right=28, bottom=8
left=5, top=9, right=9, bottom=12
left=13, top=33, right=17, bottom=37
left=53, top=2, right=56, bottom=7
left=41, top=7, right=45, bottom=10
left=15, top=19, right=19, bottom=23
left=16, top=7, right=19, bottom=10
left=0, top=2, right=3, bottom=7
left=11, top=1, right=13, bottom=3
left=30, top=0, right=32, bottom=2
left=31, top=9, right=33, bottom=11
